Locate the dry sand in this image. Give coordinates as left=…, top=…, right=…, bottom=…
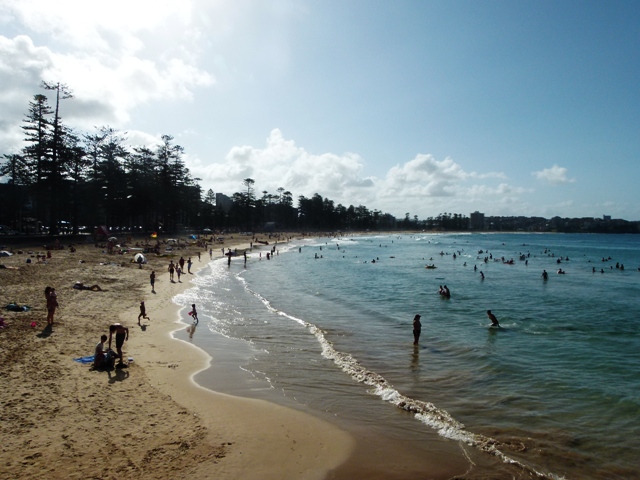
left=0, top=236, right=353, bottom=480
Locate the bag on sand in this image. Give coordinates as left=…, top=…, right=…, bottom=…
left=104, top=350, right=116, bottom=370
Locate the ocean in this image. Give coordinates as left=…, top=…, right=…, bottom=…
left=174, top=233, right=640, bottom=479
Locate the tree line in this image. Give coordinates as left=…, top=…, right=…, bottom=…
left=0, top=83, right=399, bottom=234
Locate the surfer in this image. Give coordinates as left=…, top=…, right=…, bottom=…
left=486, top=310, right=500, bottom=327
left=412, top=314, right=422, bottom=345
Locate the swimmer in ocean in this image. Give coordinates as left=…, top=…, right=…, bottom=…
left=486, top=310, right=500, bottom=327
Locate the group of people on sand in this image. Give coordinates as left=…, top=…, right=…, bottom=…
left=93, top=323, right=129, bottom=370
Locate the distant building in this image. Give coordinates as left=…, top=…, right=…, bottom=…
left=470, top=211, right=485, bottom=230
left=603, top=215, right=611, bottom=221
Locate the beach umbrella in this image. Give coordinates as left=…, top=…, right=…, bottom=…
left=189, top=234, right=197, bottom=240
left=0, top=251, right=13, bottom=257
left=108, top=237, right=118, bottom=242
left=167, top=239, right=177, bottom=243
left=134, top=253, right=146, bottom=264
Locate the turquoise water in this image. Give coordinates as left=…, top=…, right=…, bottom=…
left=175, top=233, right=640, bottom=479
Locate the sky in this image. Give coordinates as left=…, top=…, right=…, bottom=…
left=1, top=0, right=639, bottom=220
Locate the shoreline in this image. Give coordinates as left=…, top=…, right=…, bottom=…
left=0, top=235, right=353, bottom=479
left=0, top=233, right=496, bottom=479
left=168, top=238, right=492, bottom=479
left=131, top=239, right=356, bottom=479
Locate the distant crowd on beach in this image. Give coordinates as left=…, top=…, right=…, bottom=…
left=32, top=232, right=294, bottom=374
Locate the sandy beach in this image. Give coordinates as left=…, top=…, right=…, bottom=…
left=1, top=233, right=517, bottom=479
left=0, top=235, right=353, bottom=479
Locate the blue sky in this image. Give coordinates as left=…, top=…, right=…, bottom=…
left=1, top=0, right=639, bottom=220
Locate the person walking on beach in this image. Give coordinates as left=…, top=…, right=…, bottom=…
left=176, top=266, right=182, bottom=282
left=487, top=310, right=500, bottom=327
left=109, top=323, right=129, bottom=365
left=45, top=286, right=58, bottom=325
left=412, top=314, right=422, bottom=345
left=187, top=257, right=193, bottom=274
left=138, top=301, right=149, bottom=325
left=168, top=261, right=175, bottom=282
left=150, top=270, right=156, bottom=293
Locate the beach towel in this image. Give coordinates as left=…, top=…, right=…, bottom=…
left=73, top=355, right=95, bottom=364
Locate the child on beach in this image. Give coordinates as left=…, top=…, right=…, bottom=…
left=45, top=286, right=58, bottom=325
left=138, top=301, right=149, bottom=325
left=188, top=304, right=198, bottom=338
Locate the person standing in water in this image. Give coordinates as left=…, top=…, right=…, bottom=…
left=188, top=304, right=199, bottom=338
left=412, top=314, right=422, bottom=345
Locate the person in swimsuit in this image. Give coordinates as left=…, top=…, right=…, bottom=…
left=412, top=314, right=422, bottom=345
left=73, top=282, right=102, bottom=291
left=94, top=334, right=108, bottom=369
left=487, top=310, right=500, bottom=327
left=109, top=323, right=129, bottom=365
left=45, top=286, right=58, bottom=325
left=138, top=301, right=149, bottom=325
left=150, top=270, right=156, bottom=293
left=188, top=304, right=199, bottom=338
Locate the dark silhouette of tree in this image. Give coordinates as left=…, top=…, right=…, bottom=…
left=42, top=81, right=73, bottom=234
left=21, top=93, right=53, bottom=224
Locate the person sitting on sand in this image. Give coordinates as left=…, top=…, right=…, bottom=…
left=73, top=282, right=102, bottom=291
left=94, top=334, right=108, bottom=368
left=487, top=310, right=500, bottom=327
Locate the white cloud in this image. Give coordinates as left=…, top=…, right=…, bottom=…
left=187, top=129, right=531, bottom=218
left=0, top=0, right=215, bottom=153
left=533, top=165, right=575, bottom=185
left=191, top=129, right=368, bottom=200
